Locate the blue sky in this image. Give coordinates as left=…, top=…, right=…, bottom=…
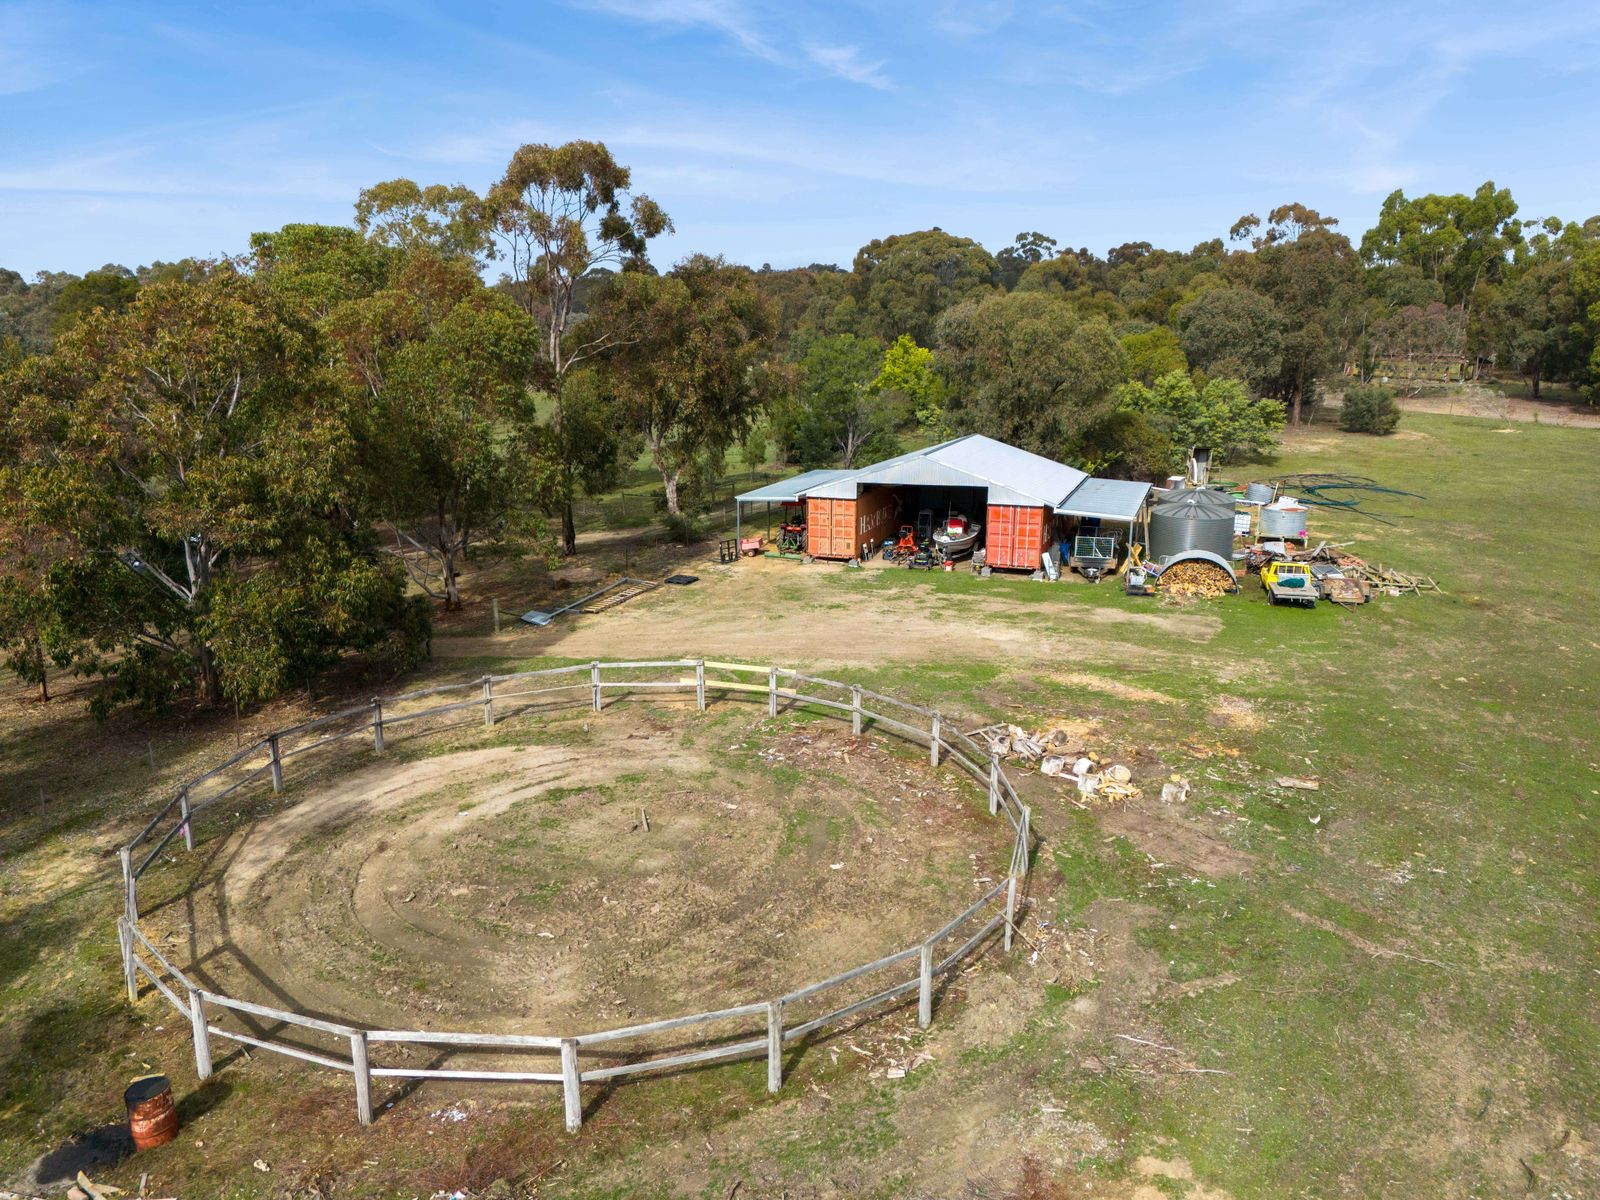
left=3, top=0, right=1599, bottom=277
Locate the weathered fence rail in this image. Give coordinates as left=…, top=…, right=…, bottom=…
left=119, top=659, right=1032, bottom=1131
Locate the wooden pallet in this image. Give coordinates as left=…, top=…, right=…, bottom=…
left=581, top=579, right=660, bottom=613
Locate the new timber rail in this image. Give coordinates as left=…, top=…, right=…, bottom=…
left=117, top=659, right=1033, bottom=1131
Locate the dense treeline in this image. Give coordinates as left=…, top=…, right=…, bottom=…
left=4, top=142, right=1598, bottom=713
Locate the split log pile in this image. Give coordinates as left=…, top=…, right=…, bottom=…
left=1156, top=559, right=1234, bottom=599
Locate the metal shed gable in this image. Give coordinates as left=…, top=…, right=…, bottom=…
left=1055, top=478, right=1152, bottom=522
left=804, top=434, right=1088, bottom=508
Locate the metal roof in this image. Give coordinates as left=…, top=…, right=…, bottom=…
left=1055, top=478, right=1152, bottom=522
left=804, top=434, right=1090, bottom=508
left=734, top=469, right=856, bottom=504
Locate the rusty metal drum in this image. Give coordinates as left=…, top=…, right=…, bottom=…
left=125, top=1075, right=177, bottom=1151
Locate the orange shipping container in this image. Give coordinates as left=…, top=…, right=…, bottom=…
left=986, top=504, right=1051, bottom=570
left=806, top=487, right=899, bottom=560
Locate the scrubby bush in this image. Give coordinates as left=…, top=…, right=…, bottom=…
left=1340, top=384, right=1402, bottom=434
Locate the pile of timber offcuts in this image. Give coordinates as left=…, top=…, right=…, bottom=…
left=1244, top=540, right=1442, bottom=598
left=968, top=723, right=1141, bottom=805
left=1155, top=558, right=1234, bottom=599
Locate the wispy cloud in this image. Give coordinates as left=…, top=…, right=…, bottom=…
left=572, top=0, right=781, bottom=61
left=935, top=0, right=1013, bottom=40
left=569, top=0, right=895, bottom=87
left=0, top=3, right=77, bottom=94
left=804, top=43, right=891, bottom=89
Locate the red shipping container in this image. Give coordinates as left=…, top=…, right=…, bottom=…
left=806, top=488, right=898, bottom=560
left=985, top=504, right=1051, bottom=570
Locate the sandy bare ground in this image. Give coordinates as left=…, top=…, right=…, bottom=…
left=151, top=716, right=1013, bottom=1050
left=432, top=555, right=1220, bottom=665
left=1395, top=386, right=1599, bottom=428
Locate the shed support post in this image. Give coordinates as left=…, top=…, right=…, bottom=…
left=188, top=989, right=212, bottom=1079
left=268, top=734, right=283, bottom=793
left=590, top=662, right=602, bottom=713
left=179, top=787, right=193, bottom=851
left=768, top=666, right=778, bottom=717
left=851, top=686, right=862, bottom=736
left=767, top=1001, right=783, bottom=1093
left=988, top=755, right=1000, bottom=816
left=561, top=1039, right=582, bottom=1133
left=350, top=1031, right=372, bottom=1125
left=371, top=699, right=384, bottom=752
left=918, top=942, right=933, bottom=1029
left=119, top=919, right=138, bottom=1003
left=695, top=659, right=706, bottom=712
left=930, top=712, right=941, bottom=767
left=483, top=675, right=494, bottom=727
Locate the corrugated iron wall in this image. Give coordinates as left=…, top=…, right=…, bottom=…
left=985, top=504, right=1051, bottom=570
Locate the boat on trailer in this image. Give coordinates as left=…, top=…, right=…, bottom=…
left=931, top=514, right=981, bottom=558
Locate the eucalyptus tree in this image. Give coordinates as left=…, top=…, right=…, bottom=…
left=483, top=141, right=672, bottom=553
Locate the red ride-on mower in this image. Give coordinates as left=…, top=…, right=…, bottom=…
left=776, top=502, right=808, bottom=554
left=889, top=525, right=919, bottom=564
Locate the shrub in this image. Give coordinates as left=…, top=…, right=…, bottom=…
left=1340, top=384, right=1402, bottom=435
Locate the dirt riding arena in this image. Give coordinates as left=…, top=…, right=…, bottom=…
left=141, top=701, right=1016, bottom=1079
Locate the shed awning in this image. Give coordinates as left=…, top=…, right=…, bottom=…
left=1056, top=478, right=1152, bottom=522
left=735, top=469, right=856, bottom=504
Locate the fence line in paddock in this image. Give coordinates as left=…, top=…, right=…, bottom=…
left=118, top=659, right=1032, bottom=1131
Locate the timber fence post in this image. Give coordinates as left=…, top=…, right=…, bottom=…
left=351, top=1032, right=373, bottom=1126
left=1004, top=873, right=1019, bottom=952
left=179, top=787, right=193, bottom=851
left=118, top=918, right=138, bottom=1003
left=768, top=666, right=778, bottom=717
left=591, top=662, right=602, bottom=713
left=120, top=846, right=136, bottom=922
left=930, top=712, right=941, bottom=767
left=767, top=1001, right=783, bottom=1093
left=696, top=658, right=706, bottom=712
left=483, top=675, right=495, bottom=727
left=188, top=989, right=212, bottom=1079
left=371, top=699, right=384, bottom=752
left=268, top=734, right=283, bottom=793
left=918, top=942, right=933, bottom=1029
left=561, top=1039, right=582, bottom=1132
left=851, top=686, right=862, bottom=736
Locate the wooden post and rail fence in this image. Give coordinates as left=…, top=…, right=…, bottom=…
left=117, top=660, right=1033, bottom=1132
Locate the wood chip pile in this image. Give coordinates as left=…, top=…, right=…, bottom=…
left=969, top=723, right=1141, bottom=805
left=1155, top=559, right=1234, bottom=599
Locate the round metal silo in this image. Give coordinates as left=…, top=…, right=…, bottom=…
left=1149, top=488, right=1237, bottom=563
left=1244, top=481, right=1275, bottom=505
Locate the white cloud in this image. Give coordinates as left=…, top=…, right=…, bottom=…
left=571, top=0, right=781, bottom=61
left=804, top=43, right=892, bottom=89
left=935, top=0, right=1014, bottom=40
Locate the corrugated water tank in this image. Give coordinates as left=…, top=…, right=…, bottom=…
left=1148, top=488, right=1236, bottom=563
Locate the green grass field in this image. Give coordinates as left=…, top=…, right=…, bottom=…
left=1, top=411, right=1596, bottom=1198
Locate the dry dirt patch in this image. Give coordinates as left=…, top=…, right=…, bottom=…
left=156, top=717, right=1013, bottom=1038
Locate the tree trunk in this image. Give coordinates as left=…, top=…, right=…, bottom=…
left=663, top=471, right=681, bottom=517
left=1530, top=370, right=1541, bottom=398
left=196, top=642, right=222, bottom=706
left=1290, top=384, right=1303, bottom=428
left=561, top=500, right=577, bottom=557
left=443, top=551, right=462, bottom=611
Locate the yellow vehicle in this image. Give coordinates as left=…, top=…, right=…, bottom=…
left=1261, top=560, right=1318, bottom=607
